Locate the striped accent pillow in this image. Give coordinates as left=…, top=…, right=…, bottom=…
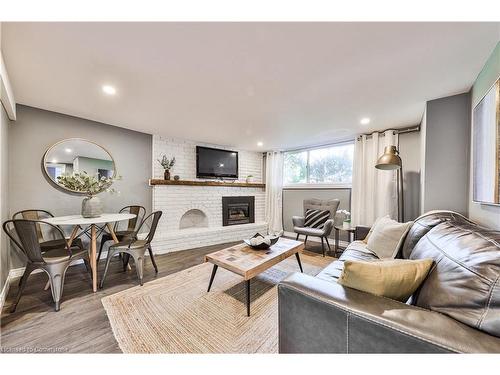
left=304, top=209, right=330, bottom=229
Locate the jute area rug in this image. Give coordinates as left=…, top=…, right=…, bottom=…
left=101, top=251, right=331, bottom=353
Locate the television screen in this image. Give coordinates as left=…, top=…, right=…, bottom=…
left=196, top=146, right=238, bottom=179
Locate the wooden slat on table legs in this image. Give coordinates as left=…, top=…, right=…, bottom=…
left=90, top=224, right=97, bottom=292
left=66, top=225, right=80, bottom=247
left=106, top=223, right=119, bottom=243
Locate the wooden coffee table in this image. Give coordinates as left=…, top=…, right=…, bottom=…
left=204, top=237, right=304, bottom=316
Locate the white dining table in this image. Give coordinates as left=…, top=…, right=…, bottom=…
left=42, top=213, right=136, bottom=292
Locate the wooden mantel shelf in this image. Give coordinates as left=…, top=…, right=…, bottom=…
left=149, top=179, right=266, bottom=188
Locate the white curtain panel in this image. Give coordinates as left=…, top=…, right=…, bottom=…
left=351, top=130, right=399, bottom=226
left=265, top=151, right=284, bottom=235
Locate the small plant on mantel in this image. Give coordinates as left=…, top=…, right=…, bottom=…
left=157, top=155, right=176, bottom=180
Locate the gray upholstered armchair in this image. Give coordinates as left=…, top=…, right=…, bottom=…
left=292, top=198, right=340, bottom=257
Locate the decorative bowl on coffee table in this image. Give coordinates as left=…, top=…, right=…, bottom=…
left=243, top=233, right=280, bottom=250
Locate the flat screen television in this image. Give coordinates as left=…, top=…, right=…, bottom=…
left=196, top=146, right=239, bottom=179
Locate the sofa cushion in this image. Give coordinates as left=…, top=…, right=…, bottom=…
left=337, top=258, right=434, bottom=302
left=409, top=220, right=500, bottom=338
left=294, top=227, right=325, bottom=236
left=400, top=210, right=472, bottom=259
left=366, top=216, right=412, bottom=259
left=316, top=240, right=378, bottom=283
left=304, top=209, right=330, bottom=229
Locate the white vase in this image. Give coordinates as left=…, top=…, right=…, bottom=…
left=81, top=196, right=103, bottom=218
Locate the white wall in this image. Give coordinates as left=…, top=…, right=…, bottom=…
left=151, top=135, right=266, bottom=252
left=0, top=103, right=10, bottom=293
left=152, top=135, right=263, bottom=182
left=0, top=21, right=13, bottom=294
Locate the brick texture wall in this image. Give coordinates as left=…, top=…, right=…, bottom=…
left=151, top=136, right=267, bottom=253
left=152, top=135, right=263, bottom=182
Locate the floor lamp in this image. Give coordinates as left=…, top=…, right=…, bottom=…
left=375, top=145, right=404, bottom=222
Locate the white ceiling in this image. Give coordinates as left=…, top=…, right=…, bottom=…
left=2, top=22, right=499, bottom=151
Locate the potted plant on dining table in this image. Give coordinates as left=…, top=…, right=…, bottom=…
left=57, top=171, right=120, bottom=218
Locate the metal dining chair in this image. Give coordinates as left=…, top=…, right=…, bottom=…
left=97, top=205, right=146, bottom=263
left=12, top=209, right=84, bottom=252
left=3, top=219, right=91, bottom=312
left=100, top=211, right=162, bottom=288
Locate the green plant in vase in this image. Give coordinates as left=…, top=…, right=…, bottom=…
left=57, top=172, right=120, bottom=218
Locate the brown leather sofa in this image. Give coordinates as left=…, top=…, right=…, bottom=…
left=278, top=211, right=500, bottom=353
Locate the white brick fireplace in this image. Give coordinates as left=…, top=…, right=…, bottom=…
left=151, top=136, right=267, bottom=253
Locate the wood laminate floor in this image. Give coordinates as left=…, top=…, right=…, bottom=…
left=0, top=240, right=331, bottom=353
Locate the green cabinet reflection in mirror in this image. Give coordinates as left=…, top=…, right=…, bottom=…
left=42, top=138, right=118, bottom=195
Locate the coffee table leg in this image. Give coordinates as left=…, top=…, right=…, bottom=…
left=207, top=264, right=218, bottom=292
left=246, top=279, right=251, bottom=317
left=295, top=253, right=304, bottom=273
left=335, top=228, right=339, bottom=256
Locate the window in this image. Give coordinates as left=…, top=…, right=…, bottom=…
left=283, top=143, right=354, bottom=186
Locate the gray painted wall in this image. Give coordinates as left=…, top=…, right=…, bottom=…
left=8, top=105, right=152, bottom=268
left=1, top=104, right=10, bottom=291
left=399, top=131, right=421, bottom=221
left=282, top=188, right=351, bottom=241
left=469, top=43, right=500, bottom=229
left=421, top=93, right=470, bottom=215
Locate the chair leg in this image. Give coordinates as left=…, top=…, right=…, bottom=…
left=148, top=245, right=158, bottom=274
left=304, top=235, right=308, bottom=248
left=100, top=249, right=115, bottom=289
left=122, top=253, right=131, bottom=272
left=97, top=239, right=106, bottom=264
left=47, top=264, right=70, bottom=312
left=321, top=237, right=325, bottom=257
left=325, top=237, right=332, bottom=257
left=295, top=233, right=299, bottom=241
left=83, top=258, right=91, bottom=274
left=132, top=254, right=145, bottom=286
left=11, top=265, right=34, bottom=313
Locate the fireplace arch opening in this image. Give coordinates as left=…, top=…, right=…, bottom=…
left=179, top=209, right=209, bottom=229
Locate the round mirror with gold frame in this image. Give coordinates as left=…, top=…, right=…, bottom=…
left=42, top=138, right=117, bottom=195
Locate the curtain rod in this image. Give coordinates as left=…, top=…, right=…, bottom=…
left=282, top=125, right=421, bottom=153
left=357, top=125, right=420, bottom=140
left=283, top=138, right=354, bottom=153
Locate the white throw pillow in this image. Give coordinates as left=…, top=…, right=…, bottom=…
left=366, top=216, right=413, bottom=259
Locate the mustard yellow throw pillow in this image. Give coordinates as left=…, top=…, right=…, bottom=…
left=337, top=258, right=434, bottom=302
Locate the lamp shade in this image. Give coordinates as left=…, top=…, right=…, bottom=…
left=375, top=145, right=402, bottom=170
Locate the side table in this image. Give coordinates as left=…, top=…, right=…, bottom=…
left=334, top=225, right=356, bottom=255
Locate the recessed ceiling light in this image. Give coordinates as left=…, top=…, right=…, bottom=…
left=51, top=158, right=58, bottom=163
left=65, top=148, right=72, bottom=153
left=102, top=85, right=116, bottom=95
left=257, top=141, right=263, bottom=147
left=360, top=117, right=371, bottom=125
